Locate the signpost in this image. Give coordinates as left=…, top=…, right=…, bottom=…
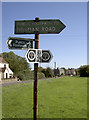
left=41, top=50, right=53, bottom=63
left=25, top=49, right=42, bottom=63
left=6, top=17, right=66, bottom=120
left=25, top=49, right=53, bottom=63
left=25, top=49, right=37, bottom=62
left=6, top=37, right=33, bottom=49
left=15, top=19, right=66, bottom=34
left=34, top=22, right=39, bottom=120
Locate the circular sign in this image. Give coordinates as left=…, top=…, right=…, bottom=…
left=27, top=51, right=36, bottom=61
left=42, top=52, right=50, bottom=61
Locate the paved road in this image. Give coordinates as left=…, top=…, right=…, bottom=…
left=0, top=77, right=62, bottom=87
left=0, top=80, right=33, bottom=87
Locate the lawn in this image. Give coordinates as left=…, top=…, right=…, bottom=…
left=2, top=76, right=87, bottom=118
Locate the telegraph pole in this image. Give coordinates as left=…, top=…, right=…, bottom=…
left=34, top=17, right=39, bottom=120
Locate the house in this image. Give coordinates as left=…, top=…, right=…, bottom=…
left=71, top=69, right=76, bottom=76
left=59, top=68, right=65, bottom=75
left=53, top=68, right=59, bottom=76
left=66, top=70, right=71, bottom=75
left=0, top=56, right=13, bottom=80
left=66, top=69, right=76, bottom=76
left=53, top=67, right=65, bottom=76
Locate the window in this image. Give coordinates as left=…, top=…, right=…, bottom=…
left=4, top=64, right=6, bottom=67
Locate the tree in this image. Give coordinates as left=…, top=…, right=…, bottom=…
left=78, top=65, right=89, bottom=77
left=38, top=67, right=44, bottom=72
left=45, top=67, right=53, bottom=78
left=60, top=67, right=66, bottom=72
left=86, top=65, right=89, bottom=76
left=2, top=51, right=31, bottom=80
left=2, top=51, right=31, bottom=73
left=38, top=72, right=45, bottom=79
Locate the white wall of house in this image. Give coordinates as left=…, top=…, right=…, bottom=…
left=0, top=62, right=13, bottom=79
left=4, top=68, right=13, bottom=79
left=0, top=63, right=9, bottom=68
left=59, top=69, right=65, bottom=75
left=4, top=68, right=9, bottom=79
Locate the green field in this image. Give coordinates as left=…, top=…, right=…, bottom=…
left=2, top=77, right=87, bottom=118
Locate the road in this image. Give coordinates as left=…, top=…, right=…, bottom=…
left=0, top=77, right=62, bottom=87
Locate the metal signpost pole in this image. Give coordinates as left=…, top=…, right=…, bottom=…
left=34, top=17, right=39, bottom=120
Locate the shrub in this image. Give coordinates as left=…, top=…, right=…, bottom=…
left=45, top=67, right=54, bottom=78
left=79, top=65, right=89, bottom=77
left=15, top=71, right=34, bottom=81
left=38, top=72, right=45, bottom=79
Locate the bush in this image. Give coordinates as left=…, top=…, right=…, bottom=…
left=57, top=74, right=60, bottom=77
left=2, top=51, right=31, bottom=74
left=79, top=65, right=89, bottom=77
left=16, top=70, right=45, bottom=81
left=45, top=67, right=53, bottom=78
left=38, top=72, right=45, bottom=79
left=15, top=71, right=34, bottom=81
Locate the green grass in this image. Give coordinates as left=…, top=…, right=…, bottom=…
left=2, top=76, right=87, bottom=118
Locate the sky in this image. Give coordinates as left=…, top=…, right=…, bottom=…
left=2, top=2, right=87, bottom=70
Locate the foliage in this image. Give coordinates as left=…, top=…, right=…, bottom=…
left=38, top=67, right=44, bottom=72
left=38, top=67, right=54, bottom=78
left=16, top=71, right=34, bottom=80
left=57, top=74, right=60, bottom=77
left=2, top=51, right=31, bottom=73
left=2, top=52, right=54, bottom=80
left=38, top=72, right=45, bottom=79
left=53, top=68, right=60, bottom=77
left=60, top=67, right=66, bottom=72
left=75, top=69, right=79, bottom=76
left=17, top=70, right=45, bottom=80
left=2, top=51, right=31, bottom=80
left=79, top=65, right=89, bottom=77
left=45, top=67, right=53, bottom=78
left=41, top=69, right=46, bottom=77
left=38, top=67, right=46, bottom=77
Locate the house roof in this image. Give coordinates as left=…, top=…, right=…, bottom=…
left=0, top=68, right=6, bottom=72
left=0, top=57, right=8, bottom=64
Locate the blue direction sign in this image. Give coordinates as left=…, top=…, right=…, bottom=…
left=6, top=37, right=33, bottom=49
left=15, top=19, right=66, bottom=34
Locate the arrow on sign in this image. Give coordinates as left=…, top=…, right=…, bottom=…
left=15, top=19, right=66, bottom=34
left=6, top=37, right=34, bottom=49
left=8, top=40, right=13, bottom=47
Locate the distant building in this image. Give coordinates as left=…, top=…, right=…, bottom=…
left=59, top=68, right=65, bottom=75
left=66, top=69, right=76, bottom=76
left=0, top=57, right=13, bottom=80
left=71, top=69, right=76, bottom=76
left=53, top=68, right=59, bottom=76
left=53, top=67, right=65, bottom=76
